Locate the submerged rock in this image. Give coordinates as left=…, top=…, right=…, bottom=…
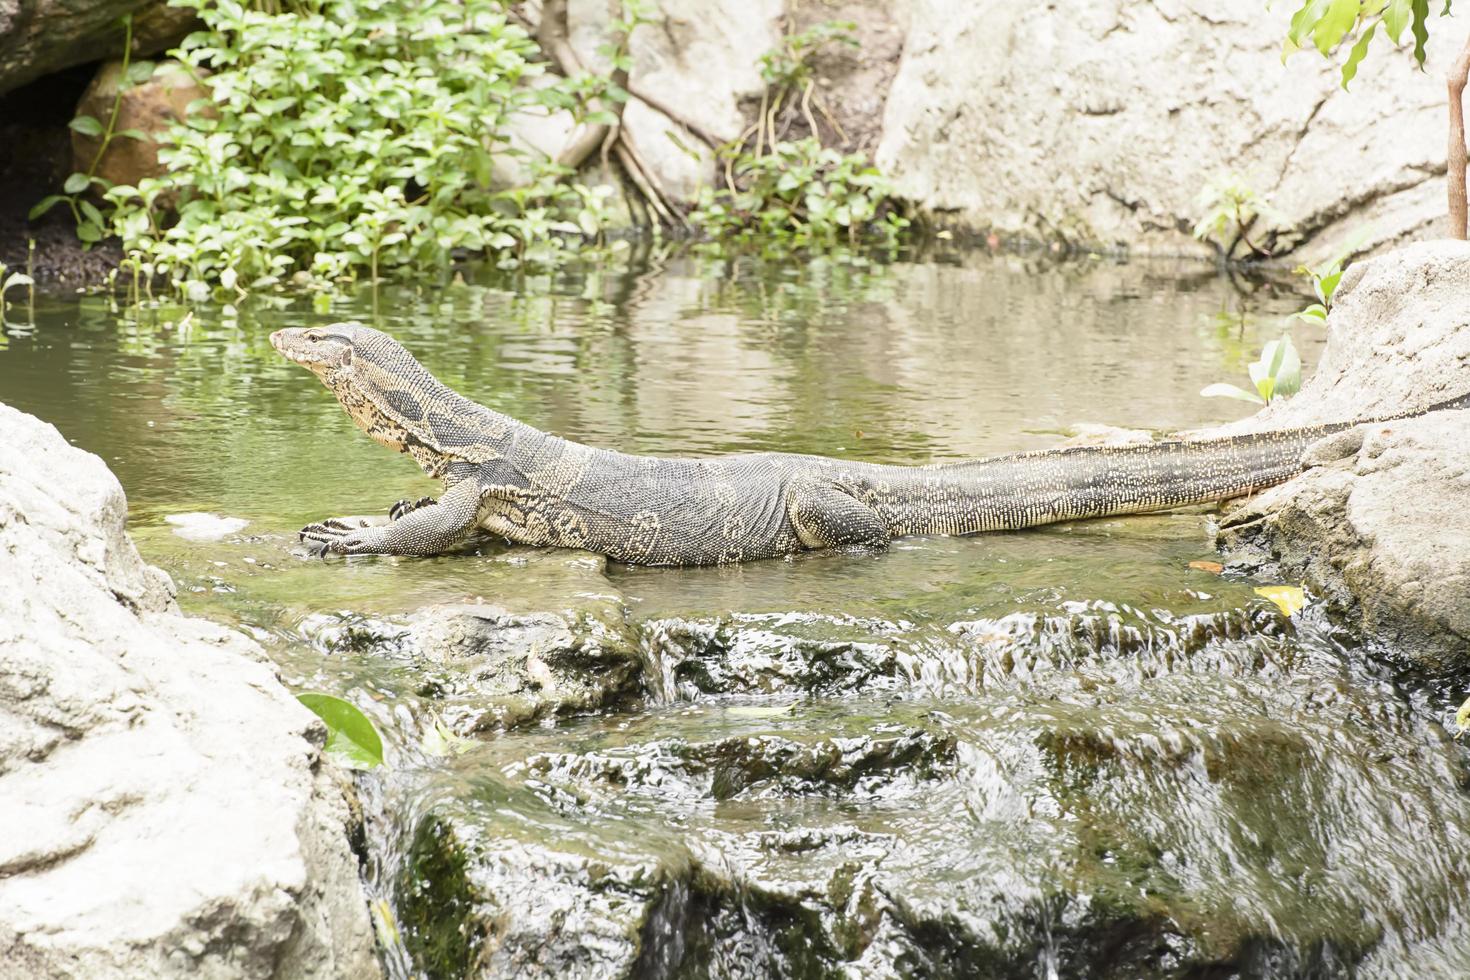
left=0, top=402, right=379, bottom=978
left=390, top=641, right=1470, bottom=977
left=298, top=582, right=646, bottom=734
left=1213, top=241, right=1470, bottom=664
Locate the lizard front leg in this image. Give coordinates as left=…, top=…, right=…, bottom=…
left=296, top=496, right=438, bottom=538
left=300, top=481, right=481, bottom=557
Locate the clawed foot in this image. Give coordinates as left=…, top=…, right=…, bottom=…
left=389, top=496, right=437, bottom=521
left=299, top=516, right=379, bottom=556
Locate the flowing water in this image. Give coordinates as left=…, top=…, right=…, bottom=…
left=3, top=247, right=1469, bottom=978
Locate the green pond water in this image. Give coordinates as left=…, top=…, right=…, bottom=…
left=4, top=248, right=1469, bottom=978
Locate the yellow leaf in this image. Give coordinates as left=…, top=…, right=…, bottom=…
left=1254, top=585, right=1307, bottom=617
left=1456, top=697, right=1470, bottom=736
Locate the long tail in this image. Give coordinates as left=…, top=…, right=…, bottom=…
left=880, top=392, right=1470, bottom=536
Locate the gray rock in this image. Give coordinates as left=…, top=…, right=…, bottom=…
left=0, top=402, right=379, bottom=979
left=1204, top=240, right=1470, bottom=662
left=0, top=0, right=195, bottom=98
left=876, top=0, right=1447, bottom=263
left=1219, top=411, right=1470, bottom=665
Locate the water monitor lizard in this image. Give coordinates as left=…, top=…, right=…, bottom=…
left=271, top=322, right=1467, bottom=566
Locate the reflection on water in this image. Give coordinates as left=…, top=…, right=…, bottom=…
left=4, top=247, right=1466, bottom=977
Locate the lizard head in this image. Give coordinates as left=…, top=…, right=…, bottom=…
left=271, top=322, right=423, bottom=457
left=270, top=323, right=494, bottom=473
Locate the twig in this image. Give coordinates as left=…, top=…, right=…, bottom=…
left=1448, top=29, right=1470, bottom=238
left=800, top=78, right=819, bottom=140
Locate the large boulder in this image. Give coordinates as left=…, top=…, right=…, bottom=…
left=70, top=58, right=210, bottom=192
left=0, top=0, right=193, bottom=98
left=1212, top=240, right=1470, bottom=663
left=876, top=0, right=1452, bottom=263
left=0, top=402, right=380, bottom=978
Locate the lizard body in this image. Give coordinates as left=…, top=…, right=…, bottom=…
left=270, top=323, right=1463, bottom=566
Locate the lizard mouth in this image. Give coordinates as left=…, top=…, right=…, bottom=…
left=270, top=328, right=335, bottom=368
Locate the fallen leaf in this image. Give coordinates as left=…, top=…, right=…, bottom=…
left=1188, top=560, right=1224, bottom=574
left=1456, top=697, right=1470, bottom=737
left=1254, top=584, right=1306, bottom=617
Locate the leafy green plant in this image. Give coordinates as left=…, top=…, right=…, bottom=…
left=690, top=138, right=907, bottom=247
left=1280, top=1, right=1468, bottom=239
left=759, top=20, right=858, bottom=92
left=1283, top=0, right=1451, bottom=88
left=1201, top=334, right=1303, bottom=405
left=751, top=20, right=857, bottom=155
left=103, top=0, right=612, bottom=295
left=30, top=14, right=156, bottom=246
left=297, top=692, right=384, bottom=770
left=1289, top=228, right=1372, bottom=322
left=1192, top=174, right=1287, bottom=260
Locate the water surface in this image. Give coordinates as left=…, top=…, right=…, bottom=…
left=4, top=247, right=1466, bottom=978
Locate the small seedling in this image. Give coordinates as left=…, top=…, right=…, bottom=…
left=1201, top=334, right=1302, bottom=406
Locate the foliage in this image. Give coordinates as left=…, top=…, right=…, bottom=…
left=1192, top=174, right=1286, bottom=259
left=1201, top=334, right=1302, bottom=405
left=296, top=692, right=384, bottom=769
left=1289, top=228, right=1372, bottom=321
left=0, top=263, right=35, bottom=325
left=758, top=20, right=857, bottom=90
left=690, top=138, right=907, bottom=247
left=100, top=0, right=616, bottom=296
left=30, top=14, right=157, bottom=245
left=1282, top=0, right=1455, bottom=88
left=691, top=21, right=907, bottom=249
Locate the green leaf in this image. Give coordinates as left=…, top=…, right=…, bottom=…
left=76, top=221, right=103, bottom=243
left=296, top=693, right=384, bottom=770
left=1383, top=0, right=1413, bottom=40
left=78, top=199, right=105, bottom=227
left=115, top=128, right=151, bottom=142
left=1341, top=21, right=1375, bottom=87
left=1314, top=0, right=1362, bottom=55
left=63, top=172, right=91, bottom=195
left=126, top=60, right=158, bottom=85
left=1255, top=585, right=1307, bottom=617
left=28, top=195, right=68, bottom=220
left=1291, top=303, right=1329, bottom=322
left=1273, top=336, right=1303, bottom=398
left=1411, top=0, right=1430, bottom=66
left=1, top=272, right=34, bottom=295
left=68, top=115, right=104, bottom=137
left=1200, top=382, right=1266, bottom=404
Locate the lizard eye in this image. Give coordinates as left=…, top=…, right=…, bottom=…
left=304, top=329, right=326, bottom=342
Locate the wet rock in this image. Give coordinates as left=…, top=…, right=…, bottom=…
left=1210, top=241, right=1470, bottom=663
left=0, top=0, right=194, bottom=98
left=0, top=402, right=379, bottom=978
left=71, top=58, right=211, bottom=192
left=876, top=1, right=1444, bottom=262
left=391, top=670, right=1470, bottom=977
left=410, top=603, right=645, bottom=731
left=301, top=597, right=647, bottom=733
left=1219, top=411, right=1470, bottom=667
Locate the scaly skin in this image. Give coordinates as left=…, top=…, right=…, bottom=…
left=270, top=322, right=1464, bottom=566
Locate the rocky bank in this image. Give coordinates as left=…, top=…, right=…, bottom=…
left=1, top=0, right=1461, bottom=274
left=0, top=403, right=379, bottom=979
left=1211, top=239, right=1470, bottom=666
